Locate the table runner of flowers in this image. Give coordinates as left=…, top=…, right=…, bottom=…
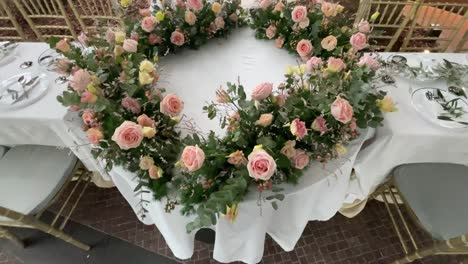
left=50, top=0, right=395, bottom=232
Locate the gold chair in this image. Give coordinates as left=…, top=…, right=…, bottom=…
left=372, top=163, right=468, bottom=264
left=12, top=0, right=77, bottom=41
left=0, top=0, right=25, bottom=41
left=400, top=1, right=468, bottom=52
left=67, top=0, right=123, bottom=34
left=354, top=0, right=422, bottom=52
left=0, top=145, right=91, bottom=251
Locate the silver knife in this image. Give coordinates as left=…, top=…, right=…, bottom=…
left=11, top=78, right=40, bottom=105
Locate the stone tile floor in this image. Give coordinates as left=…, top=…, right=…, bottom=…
left=1, top=184, right=464, bottom=264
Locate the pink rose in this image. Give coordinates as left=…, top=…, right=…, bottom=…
left=185, top=11, right=197, bottom=25
left=176, top=0, right=185, bottom=7
left=331, top=97, right=354, bottom=124
left=160, top=93, right=184, bottom=116
left=87, top=128, right=103, bottom=145
left=148, top=165, right=162, bottom=179
left=111, top=121, right=144, bottom=150
left=251, top=82, right=273, bottom=100
left=255, top=113, right=273, bottom=127
left=296, top=39, right=313, bottom=58
left=358, top=19, right=370, bottom=33
left=78, top=32, right=88, bottom=46
left=141, top=16, right=157, bottom=32
left=357, top=53, right=380, bottom=70
left=274, top=1, right=283, bottom=11
left=311, top=116, right=328, bottom=135
left=266, top=25, right=276, bottom=39
left=181, top=145, right=205, bottom=172
left=106, top=29, right=115, bottom=43
left=123, top=39, right=138, bottom=52
left=121, top=97, right=141, bottom=114
left=170, top=31, right=185, bottom=46
left=291, top=6, right=307, bottom=22
left=82, top=110, right=95, bottom=125
left=275, top=94, right=287, bottom=107
left=187, top=0, right=203, bottom=11
left=131, top=32, right=139, bottom=41
left=327, top=57, right=346, bottom=72
left=292, top=150, right=309, bottom=169
left=350, top=32, right=367, bottom=51
left=215, top=16, right=225, bottom=29
left=71, top=69, right=91, bottom=92
left=139, top=8, right=151, bottom=16
left=306, top=56, right=323, bottom=72
left=56, top=39, right=70, bottom=53
left=275, top=36, right=285, bottom=48
left=321, top=35, right=337, bottom=51
left=247, top=148, right=277, bottom=181
left=70, top=105, right=80, bottom=111
left=149, top=34, right=162, bottom=45
left=137, top=114, right=155, bottom=127
left=259, top=0, right=272, bottom=9
left=290, top=118, right=308, bottom=140
left=80, top=90, right=97, bottom=104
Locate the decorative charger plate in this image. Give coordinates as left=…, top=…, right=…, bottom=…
left=0, top=72, right=50, bottom=110
left=411, top=87, right=468, bottom=129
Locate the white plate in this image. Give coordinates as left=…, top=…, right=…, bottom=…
left=0, top=73, right=50, bottom=110
left=411, top=87, right=468, bottom=129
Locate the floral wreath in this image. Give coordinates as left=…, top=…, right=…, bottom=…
left=50, top=0, right=395, bottom=232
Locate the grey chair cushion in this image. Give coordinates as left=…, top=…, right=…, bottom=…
left=0, top=145, right=77, bottom=221
left=0, top=146, right=8, bottom=159
left=394, top=163, right=468, bottom=240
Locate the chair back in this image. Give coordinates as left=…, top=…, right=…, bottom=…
left=12, top=0, right=77, bottom=41
left=67, top=0, right=123, bottom=33
left=355, top=0, right=468, bottom=52
left=0, top=0, right=25, bottom=41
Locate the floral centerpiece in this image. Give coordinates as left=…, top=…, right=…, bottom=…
left=49, top=0, right=395, bottom=232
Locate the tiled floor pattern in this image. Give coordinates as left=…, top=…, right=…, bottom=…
left=1, top=185, right=464, bottom=264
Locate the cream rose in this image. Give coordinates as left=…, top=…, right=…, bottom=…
left=227, top=150, right=247, bottom=166
left=211, top=2, right=222, bottom=14
left=139, top=156, right=155, bottom=170
left=142, top=126, right=156, bottom=138
left=181, top=145, right=205, bottom=172
left=185, top=11, right=197, bottom=25
left=123, top=39, right=138, bottom=53
left=255, top=113, right=273, bottom=127
left=321, top=35, right=337, bottom=51
left=290, top=118, right=308, bottom=140
left=56, top=39, right=71, bottom=53
left=111, top=121, right=144, bottom=150
left=139, top=71, right=154, bottom=86
left=327, top=57, right=346, bottom=72
left=280, top=140, right=296, bottom=158
left=115, top=31, right=126, bottom=43
left=87, top=128, right=103, bottom=145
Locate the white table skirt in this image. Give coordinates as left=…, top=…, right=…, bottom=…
left=345, top=53, right=468, bottom=204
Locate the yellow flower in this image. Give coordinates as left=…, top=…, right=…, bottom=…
left=139, top=59, right=155, bottom=73
left=293, top=64, right=307, bottom=75
left=142, top=126, right=157, bottom=138
left=120, top=0, right=132, bottom=7
left=225, top=203, right=238, bottom=223
left=87, top=83, right=98, bottom=94
left=343, top=70, right=352, bottom=80
left=335, top=144, right=347, bottom=156
left=171, top=116, right=181, bottom=123
left=377, top=96, right=397, bottom=112
left=139, top=71, right=154, bottom=86
left=211, top=2, right=222, bottom=15
left=155, top=11, right=165, bottom=22
left=285, top=65, right=294, bottom=75
left=115, top=31, right=126, bottom=43
left=253, top=144, right=263, bottom=151
left=370, top=11, right=380, bottom=22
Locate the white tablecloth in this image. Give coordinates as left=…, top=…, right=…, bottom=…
left=345, top=52, right=468, bottom=204
left=107, top=28, right=373, bottom=263
left=0, top=42, right=109, bottom=179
